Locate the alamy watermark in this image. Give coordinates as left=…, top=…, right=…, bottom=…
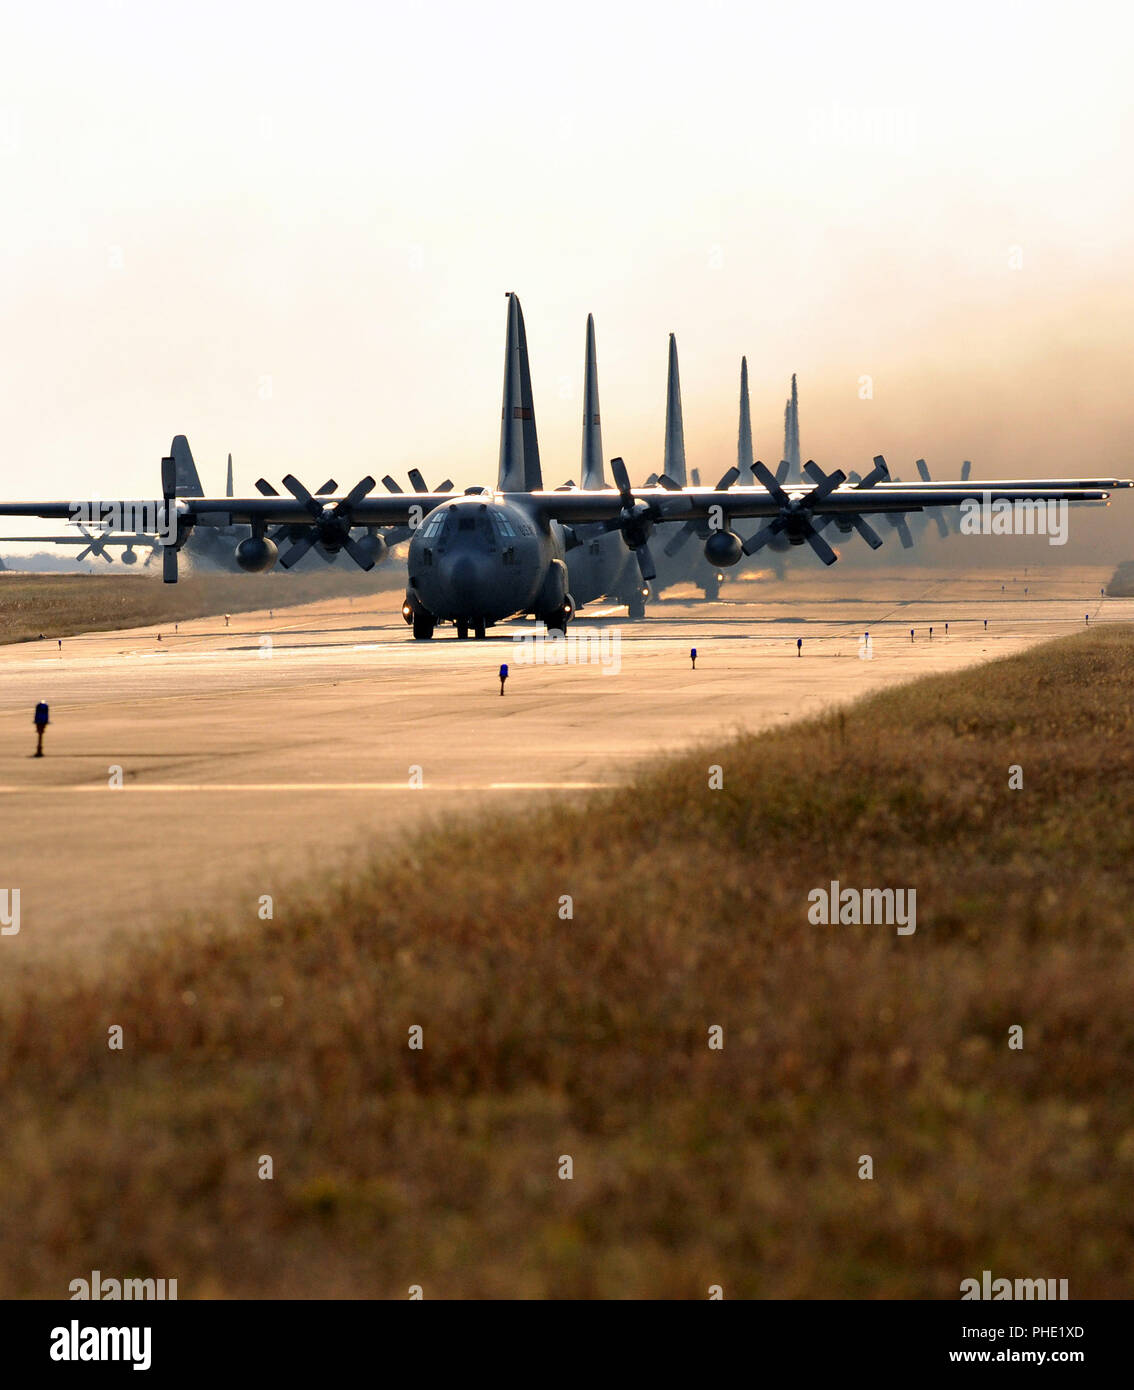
left=808, top=881, right=916, bottom=935
left=960, top=1271, right=1069, bottom=1300
left=958, top=494, right=1068, bottom=546
left=512, top=627, right=621, bottom=676
left=68, top=500, right=178, bottom=544
left=1, top=888, right=19, bottom=936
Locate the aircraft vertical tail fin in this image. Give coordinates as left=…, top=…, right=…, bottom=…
left=663, top=333, right=687, bottom=486
left=780, top=374, right=801, bottom=481
left=581, top=313, right=605, bottom=489
left=737, top=356, right=754, bottom=485
left=497, top=292, right=543, bottom=492
left=226, top=453, right=234, bottom=498
left=170, top=436, right=205, bottom=498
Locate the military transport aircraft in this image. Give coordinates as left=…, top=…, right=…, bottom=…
left=0, top=292, right=1127, bottom=639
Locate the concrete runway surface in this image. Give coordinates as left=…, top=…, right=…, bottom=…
left=1, top=565, right=1127, bottom=967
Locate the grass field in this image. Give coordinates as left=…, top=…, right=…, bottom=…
left=1108, top=560, right=1134, bottom=597
left=2, top=627, right=1132, bottom=1298
left=0, top=567, right=405, bottom=646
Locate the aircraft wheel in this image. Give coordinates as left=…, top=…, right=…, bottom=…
left=627, top=594, right=646, bottom=620
left=702, top=574, right=720, bottom=601
left=457, top=620, right=469, bottom=640
left=413, top=613, right=435, bottom=640
left=473, top=620, right=486, bottom=640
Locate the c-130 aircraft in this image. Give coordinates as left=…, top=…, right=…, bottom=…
left=0, top=292, right=1126, bottom=639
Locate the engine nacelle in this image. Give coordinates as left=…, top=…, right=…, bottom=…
left=704, top=530, right=743, bottom=567
left=235, top=536, right=278, bottom=573
left=120, top=547, right=138, bottom=565
left=354, top=531, right=389, bottom=565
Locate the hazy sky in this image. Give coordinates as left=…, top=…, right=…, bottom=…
left=2, top=0, right=1132, bottom=555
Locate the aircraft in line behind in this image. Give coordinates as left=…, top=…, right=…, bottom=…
left=0, top=293, right=1126, bottom=639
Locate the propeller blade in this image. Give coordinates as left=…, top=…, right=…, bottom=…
left=643, top=472, right=659, bottom=487
left=76, top=545, right=93, bottom=561
left=656, top=474, right=682, bottom=491
left=753, top=461, right=791, bottom=507
left=802, top=460, right=847, bottom=501
left=162, top=546, right=178, bottom=583
left=872, top=454, right=892, bottom=481
left=915, top=458, right=932, bottom=482
left=804, top=526, right=839, bottom=566
left=339, top=476, right=376, bottom=510
left=408, top=469, right=427, bottom=493
left=255, top=479, right=279, bottom=496
left=342, top=536, right=377, bottom=571
left=610, top=457, right=632, bottom=495
left=382, top=475, right=404, bottom=494
left=742, top=519, right=785, bottom=555
left=933, top=511, right=950, bottom=539
left=161, top=454, right=176, bottom=502
left=663, top=521, right=699, bottom=557
left=776, top=459, right=791, bottom=484
left=715, top=467, right=740, bottom=490
left=961, top=459, right=972, bottom=482
left=635, top=542, right=657, bottom=582
left=438, top=480, right=454, bottom=492
left=279, top=533, right=318, bottom=569
left=316, top=479, right=337, bottom=495
left=281, top=474, right=323, bottom=520
left=851, top=515, right=884, bottom=550
left=886, top=515, right=915, bottom=548
left=691, top=468, right=702, bottom=486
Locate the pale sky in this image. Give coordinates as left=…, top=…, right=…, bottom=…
left=2, top=0, right=1132, bottom=555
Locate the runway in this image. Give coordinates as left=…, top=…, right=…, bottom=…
left=1, top=564, right=1127, bottom=966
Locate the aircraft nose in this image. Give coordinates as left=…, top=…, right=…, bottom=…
left=443, top=553, right=493, bottom=612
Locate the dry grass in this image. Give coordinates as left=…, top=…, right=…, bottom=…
left=2, top=627, right=1133, bottom=1298
left=1108, top=561, right=1134, bottom=597
left=0, top=568, right=403, bottom=646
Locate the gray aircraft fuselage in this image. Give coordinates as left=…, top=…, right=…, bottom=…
left=406, top=492, right=631, bottom=625
left=408, top=494, right=564, bottom=623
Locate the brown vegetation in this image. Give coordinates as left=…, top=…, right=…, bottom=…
left=0, top=567, right=404, bottom=646
left=1, top=627, right=1132, bottom=1297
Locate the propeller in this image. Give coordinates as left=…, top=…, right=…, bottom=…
left=257, top=477, right=339, bottom=551
left=916, top=459, right=951, bottom=537
left=813, top=456, right=889, bottom=551
left=381, top=471, right=454, bottom=543
left=593, top=456, right=672, bottom=582
left=75, top=527, right=114, bottom=563
left=663, top=467, right=741, bottom=557
left=276, top=474, right=378, bottom=570
left=741, top=459, right=845, bottom=566
left=160, top=452, right=182, bottom=582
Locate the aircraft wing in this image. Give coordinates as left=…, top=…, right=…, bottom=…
left=0, top=534, right=160, bottom=546
left=524, top=482, right=1122, bottom=525
left=0, top=448, right=1125, bottom=583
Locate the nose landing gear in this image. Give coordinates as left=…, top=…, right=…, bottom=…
left=539, top=593, right=576, bottom=636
